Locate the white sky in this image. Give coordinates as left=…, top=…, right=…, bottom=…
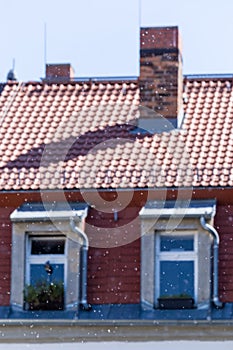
left=1, top=0, right=233, bottom=82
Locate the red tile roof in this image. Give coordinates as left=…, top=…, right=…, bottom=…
left=0, top=76, right=233, bottom=190
left=183, top=77, right=233, bottom=187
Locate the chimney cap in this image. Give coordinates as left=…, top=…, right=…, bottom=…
left=140, top=26, right=180, bottom=50
left=7, top=69, right=17, bottom=81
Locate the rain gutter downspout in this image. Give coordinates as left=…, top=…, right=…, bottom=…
left=200, top=216, right=223, bottom=308
left=70, top=216, right=91, bottom=311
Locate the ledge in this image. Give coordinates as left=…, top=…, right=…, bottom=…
left=10, top=202, right=88, bottom=222
left=0, top=303, right=231, bottom=342
left=139, top=199, right=216, bottom=219
left=1, top=319, right=233, bottom=343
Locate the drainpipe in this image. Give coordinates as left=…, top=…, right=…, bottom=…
left=200, top=216, right=223, bottom=308
left=70, top=216, right=92, bottom=311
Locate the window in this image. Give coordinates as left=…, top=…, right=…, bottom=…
left=140, top=200, right=216, bottom=310
left=26, top=235, right=66, bottom=287
left=155, top=232, right=197, bottom=304
left=10, top=202, right=88, bottom=312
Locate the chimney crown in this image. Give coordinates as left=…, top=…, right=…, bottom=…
left=140, top=26, right=180, bottom=50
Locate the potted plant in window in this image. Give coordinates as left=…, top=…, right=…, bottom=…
left=24, top=280, right=64, bottom=311
left=158, top=293, right=194, bottom=309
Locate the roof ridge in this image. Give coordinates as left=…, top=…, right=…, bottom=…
left=6, top=78, right=139, bottom=86
left=185, top=73, right=233, bottom=80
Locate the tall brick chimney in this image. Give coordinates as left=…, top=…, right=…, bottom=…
left=140, top=26, right=183, bottom=128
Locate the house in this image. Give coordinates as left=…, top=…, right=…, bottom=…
left=1, top=25, right=233, bottom=341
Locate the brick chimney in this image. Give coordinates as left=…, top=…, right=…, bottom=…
left=45, top=63, right=75, bottom=82
left=140, top=26, right=183, bottom=128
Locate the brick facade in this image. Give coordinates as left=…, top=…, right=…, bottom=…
left=2, top=189, right=233, bottom=307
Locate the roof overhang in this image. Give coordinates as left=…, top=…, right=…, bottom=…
left=139, top=199, right=216, bottom=219
left=10, top=202, right=88, bottom=222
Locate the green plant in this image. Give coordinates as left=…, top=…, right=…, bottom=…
left=24, top=280, right=64, bottom=309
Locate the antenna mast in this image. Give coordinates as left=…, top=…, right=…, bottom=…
left=139, top=0, right=141, bottom=27
left=44, top=22, right=47, bottom=74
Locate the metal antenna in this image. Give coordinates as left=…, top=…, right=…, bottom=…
left=139, top=0, right=142, bottom=27
left=137, top=0, right=142, bottom=76
left=12, top=58, right=15, bottom=70
left=44, top=22, right=47, bottom=75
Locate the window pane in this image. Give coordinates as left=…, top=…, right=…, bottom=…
left=30, top=263, right=64, bottom=286
left=160, top=261, right=194, bottom=297
left=160, top=235, right=194, bottom=251
left=31, top=238, right=65, bottom=255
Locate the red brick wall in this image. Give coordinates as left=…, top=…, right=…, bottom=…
left=86, top=204, right=142, bottom=304
left=215, top=204, right=233, bottom=302
left=0, top=207, right=13, bottom=305
left=88, top=240, right=140, bottom=304
left=0, top=192, right=43, bottom=306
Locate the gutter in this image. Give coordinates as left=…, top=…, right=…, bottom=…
left=70, top=217, right=91, bottom=311
left=200, top=216, right=223, bottom=308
